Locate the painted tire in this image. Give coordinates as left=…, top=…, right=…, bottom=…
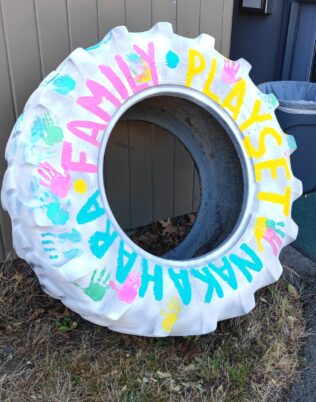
left=1, top=23, right=302, bottom=336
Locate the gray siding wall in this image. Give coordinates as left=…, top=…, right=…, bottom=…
left=0, top=0, right=234, bottom=258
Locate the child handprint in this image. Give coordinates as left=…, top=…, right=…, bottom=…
left=221, top=59, right=240, bottom=85
left=160, top=296, right=183, bottom=333
left=31, top=112, right=63, bottom=146
left=41, top=228, right=82, bottom=264
left=126, top=53, right=151, bottom=83
left=76, top=269, right=110, bottom=302
left=40, top=192, right=69, bottom=225
left=38, top=162, right=71, bottom=198
left=110, top=271, right=141, bottom=304
left=52, top=74, right=76, bottom=95
left=254, top=217, right=285, bottom=256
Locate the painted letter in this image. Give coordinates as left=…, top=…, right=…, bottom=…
left=191, top=267, right=223, bottom=303
left=208, top=257, right=238, bottom=290
left=239, top=100, right=272, bottom=132
left=258, top=186, right=291, bottom=217
left=139, top=259, right=163, bottom=301
left=115, top=55, right=149, bottom=94
left=255, top=158, right=291, bottom=181
left=77, top=80, right=121, bottom=121
left=134, top=42, right=158, bottom=85
left=77, top=190, right=105, bottom=224
left=116, top=241, right=138, bottom=283
left=186, top=48, right=206, bottom=87
left=221, top=79, right=246, bottom=120
left=61, top=141, right=97, bottom=173
left=229, top=243, right=263, bottom=283
left=89, top=219, right=118, bottom=259
left=99, top=65, right=130, bottom=100
left=203, top=59, right=220, bottom=103
left=243, top=127, right=283, bottom=159
left=168, top=268, right=192, bottom=305
left=67, top=120, right=106, bottom=147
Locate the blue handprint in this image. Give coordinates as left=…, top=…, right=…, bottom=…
left=41, top=228, right=81, bottom=244
left=52, top=75, right=76, bottom=95
left=41, top=228, right=82, bottom=263
left=40, top=192, right=69, bottom=225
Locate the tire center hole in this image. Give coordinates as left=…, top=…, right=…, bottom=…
left=104, top=95, right=244, bottom=260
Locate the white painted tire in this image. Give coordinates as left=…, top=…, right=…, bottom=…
left=1, top=23, right=302, bottom=336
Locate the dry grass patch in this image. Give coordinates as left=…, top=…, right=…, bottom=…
left=0, top=257, right=305, bottom=402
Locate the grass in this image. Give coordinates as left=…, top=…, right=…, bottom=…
left=0, top=256, right=305, bottom=402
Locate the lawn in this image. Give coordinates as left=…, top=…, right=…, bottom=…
left=0, top=255, right=305, bottom=402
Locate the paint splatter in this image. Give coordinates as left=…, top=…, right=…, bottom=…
left=76, top=269, right=111, bottom=302
left=110, top=271, right=141, bottom=304
left=74, top=178, right=87, bottom=194
left=166, top=50, right=179, bottom=69
left=40, top=192, right=69, bottom=225
left=38, top=162, right=71, bottom=198
left=160, top=296, right=183, bottom=333
left=52, top=75, right=76, bottom=95
left=31, top=113, right=63, bottom=146
left=254, top=217, right=285, bottom=256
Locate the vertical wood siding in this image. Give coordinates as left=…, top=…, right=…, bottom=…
left=0, top=0, right=234, bottom=256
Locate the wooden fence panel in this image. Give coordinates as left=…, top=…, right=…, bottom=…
left=34, top=0, right=70, bottom=75
left=1, top=0, right=42, bottom=113
left=67, top=0, right=99, bottom=50
left=0, top=2, right=15, bottom=258
left=97, top=0, right=125, bottom=36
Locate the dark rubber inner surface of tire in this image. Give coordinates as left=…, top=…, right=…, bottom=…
left=105, top=96, right=244, bottom=260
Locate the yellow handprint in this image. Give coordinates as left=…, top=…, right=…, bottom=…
left=160, top=296, right=183, bottom=333
left=254, top=217, right=267, bottom=253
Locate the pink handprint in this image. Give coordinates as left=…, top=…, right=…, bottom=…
left=262, top=228, right=283, bottom=256
left=110, top=271, right=141, bottom=304
left=254, top=217, right=285, bottom=256
left=38, top=162, right=71, bottom=198
left=221, top=59, right=241, bottom=85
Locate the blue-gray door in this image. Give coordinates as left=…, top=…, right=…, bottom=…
left=284, top=1, right=316, bottom=81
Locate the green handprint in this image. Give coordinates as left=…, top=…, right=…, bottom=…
left=31, top=112, right=63, bottom=146
left=266, top=219, right=285, bottom=237
left=76, top=269, right=110, bottom=302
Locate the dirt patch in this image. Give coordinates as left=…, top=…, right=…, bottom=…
left=0, top=254, right=305, bottom=402
left=129, top=213, right=196, bottom=256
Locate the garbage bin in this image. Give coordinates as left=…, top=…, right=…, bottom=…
left=258, top=81, right=316, bottom=193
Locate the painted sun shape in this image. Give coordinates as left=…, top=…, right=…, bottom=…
left=160, top=296, right=183, bottom=333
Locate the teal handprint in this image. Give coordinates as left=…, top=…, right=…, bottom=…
left=52, top=75, right=76, bottom=95
left=40, top=192, right=69, bottom=225
left=41, top=228, right=82, bottom=264
left=31, top=112, right=63, bottom=146
left=76, top=269, right=110, bottom=302
left=266, top=219, right=286, bottom=237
